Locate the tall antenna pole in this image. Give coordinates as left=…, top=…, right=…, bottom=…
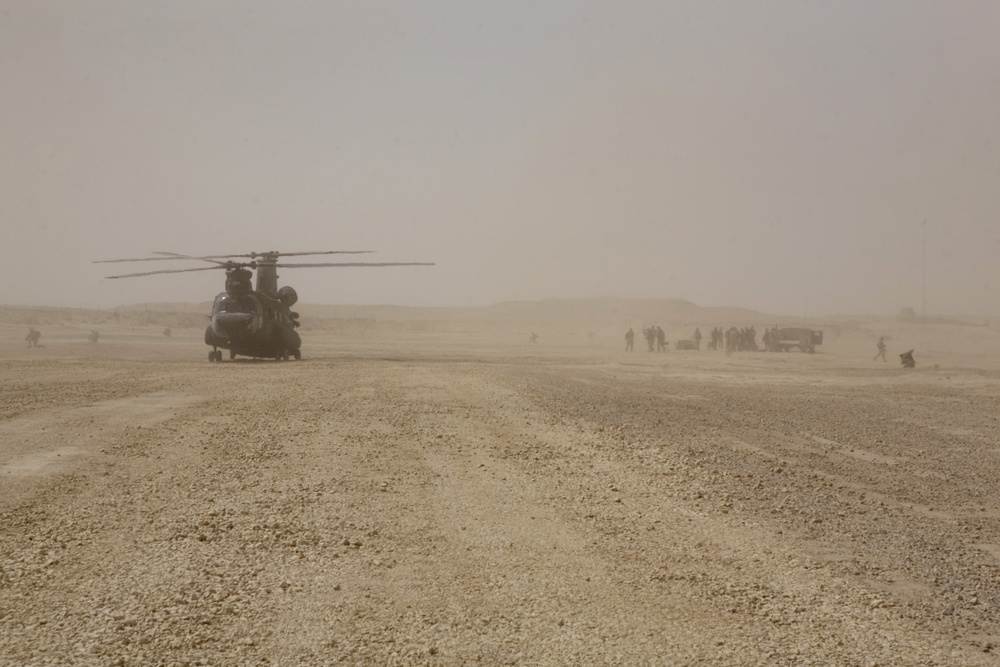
left=921, top=219, right=927, bottom=318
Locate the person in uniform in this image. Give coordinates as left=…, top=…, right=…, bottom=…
left=874, top=336, right=887, bottom=362
left=625, top=328, right=634, bottom=352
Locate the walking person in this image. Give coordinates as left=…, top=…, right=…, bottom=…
left=874, top=336, right=887, bottom=362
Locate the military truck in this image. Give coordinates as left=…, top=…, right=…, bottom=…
left=771, top=327, right=823, bottom=353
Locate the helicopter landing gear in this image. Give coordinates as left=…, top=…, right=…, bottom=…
left=292, top=349, right=301, bottom=360
left=209, top=349, right=223, bottom=362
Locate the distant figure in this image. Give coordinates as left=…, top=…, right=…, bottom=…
left=87, top=330, right=100, bottom=344
left=625, top=328, right=634, bottom=352
left=529, top=332, right=538, bottom=344
left=25, top=328, right=41, bottom=348
left=163, top=327, right=172, bottom=338
left=656, top=326, right=667, bottom=352
left=644, top=327, right=656, bottom=352
left=899, top=349, right=915, bottom=368
left=725, top=326, right=738, bottom=354
left=708, top=327, right=722, bottom=351
left=874, top=336, right=887, bottom=362
left=693, top=328, right=702, bottom=350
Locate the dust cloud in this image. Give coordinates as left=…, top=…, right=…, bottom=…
left=3, top=2, right=999, bottom=317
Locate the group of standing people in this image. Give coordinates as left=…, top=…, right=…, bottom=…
left=626, top=325, right=762, bottom=353
left=624, top=326, right=667, bottom=352
left=648, top=326, right=668, bottom=352
left=705, top=326, right=758, bottom=352
left=626, top=326, right=707, bottom=352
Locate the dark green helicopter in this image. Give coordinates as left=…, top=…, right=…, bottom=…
left=96, top=251, right=433, bottom=361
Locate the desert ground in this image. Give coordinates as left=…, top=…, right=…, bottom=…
left=1, top=304, right=999, bottom=666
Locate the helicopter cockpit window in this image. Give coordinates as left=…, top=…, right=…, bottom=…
left=213, top=294, right=256, bottom=314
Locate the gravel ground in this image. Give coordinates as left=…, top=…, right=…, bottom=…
left=1, top=327, right=998, bottom=665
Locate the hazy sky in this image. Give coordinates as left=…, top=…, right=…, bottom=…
left=4, top=1, right=999, bottom=316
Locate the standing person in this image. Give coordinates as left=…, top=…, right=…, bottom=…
left=625, top=328, right=634, bottom=352
left=693, top=328, right=702, bottom=350
left=725, top=326, right=738, bottom=353
left=656, top=326, right=666, bottom=352
left=874, top=336, right=887, bottom=362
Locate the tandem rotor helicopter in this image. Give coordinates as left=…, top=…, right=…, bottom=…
left=96, top=251, right=433, bottom=361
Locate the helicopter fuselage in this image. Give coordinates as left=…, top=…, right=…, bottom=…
left=204, top=290, right=301, bottom=360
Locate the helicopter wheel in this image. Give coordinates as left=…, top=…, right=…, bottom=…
left=209, top=350, right=220, bottom=362
left=292, top=349, right=301, bottom=361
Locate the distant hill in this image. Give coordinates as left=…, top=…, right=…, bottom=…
left=0, top=297, right=832, bottom=331
left=299, top=297, right=780, bottom=326
left=293, top=297, right=796, bottom=337
left=0, top=303, right=209, bottom=328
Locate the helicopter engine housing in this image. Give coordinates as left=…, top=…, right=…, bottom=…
left=277, top=285, right=298, bottom=308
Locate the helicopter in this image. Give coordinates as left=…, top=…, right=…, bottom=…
left=96, top=250, right=433, bottom=361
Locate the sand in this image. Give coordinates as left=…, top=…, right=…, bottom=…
left=1, top=307, right=999, bottom=665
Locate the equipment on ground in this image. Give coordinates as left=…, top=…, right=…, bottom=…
left=771, top=327, right=823, bottom=353
left=900, top=349, right=915, bottom=368
left=96, top=250, right=433, bottom=361
left=675, top=339, right=698, bottom=350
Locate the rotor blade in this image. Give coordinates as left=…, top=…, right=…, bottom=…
left=202, top=250, right=377, bottom=259
left=105, top=265, right=227, bottom=279
left=275, top=262, right=435, bottom=268
left=94, top=256, right=192, bottom=264
left=96, top=250, right=378, bottom=263
left=274, top=250, right=376, bottom=257
left=152, top=251, right=231, bottom=266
